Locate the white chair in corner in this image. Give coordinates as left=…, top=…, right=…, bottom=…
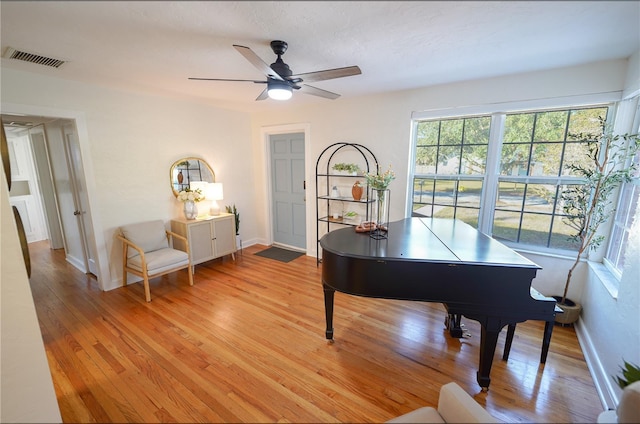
left=387, top=382, right=499, bottom=423
left=118, top=220, right=193, bottom=302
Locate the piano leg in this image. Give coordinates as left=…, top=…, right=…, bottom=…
left=446, top=313, right=464, bottom=338
left=477, top=325, right=502, bottom=391
left=502, top=324, right=516, bottom=361
left=323, top=284, right=335, bottom=341
left=541, top=320, right=554, bottom=363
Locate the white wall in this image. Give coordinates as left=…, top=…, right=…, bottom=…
left=1, top=68, right=254, bottom=291
left=1, top=165, right=62, bottom=423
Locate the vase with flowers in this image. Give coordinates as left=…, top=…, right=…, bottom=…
left=364, top=165, right=396, bottom=239
left=177, top=187, right=205, bottom=220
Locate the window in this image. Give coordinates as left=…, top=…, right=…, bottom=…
left=604, top=121, right=640, bottom=278
left=413, top=116, right=490, bottom=227
left=495, top=107, right=608, bottom=249
left=411, top=105, right=611, bottom=253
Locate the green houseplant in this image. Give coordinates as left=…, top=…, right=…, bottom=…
left=331, top=163, right=360, bottom=175
left=225, top=204, right=240, bottom=235
left=557, top=119, right=639, bottom=323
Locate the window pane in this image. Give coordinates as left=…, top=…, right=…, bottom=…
left=434, top=180, right=456, bottom=206
left=462, top=145, right=486, bottom=174
left=415, top=145, right=437, bottom=172
left=437, top=145, right=460, bottom=174
left=496, top=182, right=525, bottom=212
left=567, top=107, right=608, bottom=136
left=534, top=111, right=568, bottom=141
left=416, top=121, right=440, bottom=146
left=493, top=210, right=521, bottom=243
left=523, top=184, right=556, bottom=214
left=463, top=117, right=491, bottom=145
left=500, top=144, right=531, bottom=176
left=519, top=213, right=552, bottom=246
left=532, top=142, right=562, bottom=176
left=504, top=114, right=534, bottom=143
left=562, top=141, right=595, bottom=176
left=623, top=186, right=639, bottom=228
left=458, top=181, right=483, bottom=206
left=440, top=119, right=463, bottom=145
left=549, top=215, right=580, bottom=250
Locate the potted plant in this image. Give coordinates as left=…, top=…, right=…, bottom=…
left=331, top=163, right=360, bottom=175
left=598, top=361, right=640, bottom=423
left=225, top=204, right=241, bottom=249
left=556, top=118, right=639, bottom=324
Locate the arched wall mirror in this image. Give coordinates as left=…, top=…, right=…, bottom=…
left=170, top=157, right=215, bottom=197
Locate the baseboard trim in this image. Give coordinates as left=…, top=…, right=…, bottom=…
left=575, top=320, right=618, bottom=410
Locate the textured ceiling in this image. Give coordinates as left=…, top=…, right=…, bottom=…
left=1, top=1, right=639, bottom=112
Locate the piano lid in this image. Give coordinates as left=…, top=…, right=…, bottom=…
left=320, top=217, right=540, bottom=269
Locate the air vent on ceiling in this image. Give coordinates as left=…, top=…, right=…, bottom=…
left=3, top=47, right=66, bottom=68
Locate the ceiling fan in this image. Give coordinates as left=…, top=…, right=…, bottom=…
left=189, top=40, right=362, bottom=101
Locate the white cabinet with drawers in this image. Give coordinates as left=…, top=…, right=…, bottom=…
left=170, top=213, right=236, bottom=267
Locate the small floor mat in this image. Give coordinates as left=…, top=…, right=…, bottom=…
left=254, top=247, right=304, bottom=263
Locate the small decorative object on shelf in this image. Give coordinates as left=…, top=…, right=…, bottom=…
left=177, top=170, right=184, bottom=184
left=331, top=186, right=340, bottom=198
left=177, top=187, right=204, bottom=220
left=352, top=181, right=363, bottom=201
left=331, top=163, right=360, bottom=175
left=364, top=165, right=395, bottom=240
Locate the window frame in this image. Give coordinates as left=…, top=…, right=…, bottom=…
left=409, top=94, right=620, bottom=258
left=603, top=97, right=640, bottom=283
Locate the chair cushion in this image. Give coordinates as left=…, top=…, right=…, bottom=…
left=386, top=406, right=444, bottom=423
left=127, top=248, right=189, bottom=274
left=121, top=220, right=169, bottom=258
left=438, top=382, right=498, bottom=423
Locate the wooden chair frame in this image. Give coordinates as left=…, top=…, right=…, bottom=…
left=118, top=229, right=193, bottom=302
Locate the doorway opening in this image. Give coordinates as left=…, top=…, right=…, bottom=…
left=1, top=111, right=105, bottom=288
left=262, top=123, right=312, bottom=254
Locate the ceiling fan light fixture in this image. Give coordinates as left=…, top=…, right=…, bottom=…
left=267, top=80, right=292, bottom=100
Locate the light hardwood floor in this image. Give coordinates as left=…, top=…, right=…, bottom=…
left=28, top=240, right=603, bottom=423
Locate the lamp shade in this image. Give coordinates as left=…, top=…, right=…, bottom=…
left=207, top=182, right=224, bottom=200
left=267, top=80, right=292, bottom=100
left=207, top=182, right=223, bottom=216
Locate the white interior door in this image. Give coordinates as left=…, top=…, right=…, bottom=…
left=64, top=125, right=98, bottom=275
left=6, top=132, right=48, bottom=242
left=270, top=133, right=306, bottom=250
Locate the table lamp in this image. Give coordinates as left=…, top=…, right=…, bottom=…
left=207, top=182, right=223, bottom=216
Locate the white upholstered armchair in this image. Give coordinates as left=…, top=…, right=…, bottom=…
left=387, top=382, right=499, bottom=423
left=118, top=220, right=193, bottom=302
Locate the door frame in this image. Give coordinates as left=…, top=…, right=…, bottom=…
left=2, top=102, right=109, bottom=290
left=261, top=123, right=312, bottom=253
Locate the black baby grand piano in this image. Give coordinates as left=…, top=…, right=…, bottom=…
left=320, top=217, right=558, bottom=390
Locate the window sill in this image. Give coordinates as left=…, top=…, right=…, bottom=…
left=588, top=261, right=619, bottom=299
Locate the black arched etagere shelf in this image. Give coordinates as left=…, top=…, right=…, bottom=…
left=315, top=142, right=379, bottom=265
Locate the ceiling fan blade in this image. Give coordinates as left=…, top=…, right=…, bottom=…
left=298, top=84, right=341, bottom=100
left=188, top=77, right=267, bottom=83
left=233, top=44, right=285, bottom=81
left=291, top=66, right=361, bottom=83
left=255, top=88, right=269, bottom=101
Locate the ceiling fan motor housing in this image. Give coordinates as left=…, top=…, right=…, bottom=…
left=270, top=40, right=292, bottom=78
